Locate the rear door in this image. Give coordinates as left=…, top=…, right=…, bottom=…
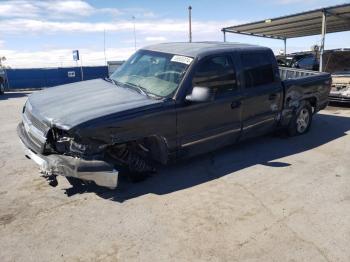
left=239, top=51, right=283, bottom=139
left=177, top=54, right=242, bottom=157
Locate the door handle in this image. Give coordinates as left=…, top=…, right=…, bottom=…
left=268, top=93, right=278, bottom=100
left=231, top=101, right=241, bottom=109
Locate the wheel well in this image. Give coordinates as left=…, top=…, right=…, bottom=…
left=305, top=97, right=317, bottom=113
left=107, top=136, right=169, bottom=166
left=139, top=136, right=168, bottom=165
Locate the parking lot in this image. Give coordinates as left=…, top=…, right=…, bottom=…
left=0, top=91, right=350, bottom=262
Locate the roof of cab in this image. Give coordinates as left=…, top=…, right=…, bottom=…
left=142, top=42, right=270, bottom=58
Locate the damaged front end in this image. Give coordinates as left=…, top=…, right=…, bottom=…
left=17, top=101, right=157, bottom=189
left=17, top=103, right=119, bottom=189
left=18, top=122, right=119, bottom=189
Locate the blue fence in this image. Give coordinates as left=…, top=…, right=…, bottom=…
left=6, top=66, right=108, bottom=89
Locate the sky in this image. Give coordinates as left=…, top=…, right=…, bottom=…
left=0, top=0, right=349, bottom=68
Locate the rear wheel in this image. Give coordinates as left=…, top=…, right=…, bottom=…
left=288, top=101, right=312, bottom=136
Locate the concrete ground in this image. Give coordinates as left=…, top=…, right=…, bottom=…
left=0, top=91, right=350, bottom=262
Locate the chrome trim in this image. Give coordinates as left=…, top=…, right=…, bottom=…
left=242, top=117, right=275, bottom=131
left=23, top=103, right=48, bottom=134
left=20, top=140, right=118, bottom=189
left=22, top=142, right=46, bottom=167
left=181, top=128, right=240, bottom=148
left=22, top=110, right=47, bottom=147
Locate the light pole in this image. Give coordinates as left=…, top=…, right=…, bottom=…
left=188, top=6, right=192, bottom=43
left=132, top=16, right=137, bottom=51
left=319, top=10, right=327, bottom=72
left=104, top=29, right=107, bottom=65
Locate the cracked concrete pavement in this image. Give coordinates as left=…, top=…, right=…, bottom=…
left=0, top=92, right=350, bottom=261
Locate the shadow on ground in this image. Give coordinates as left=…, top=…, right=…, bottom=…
left=0, top=92, right=31, bottom=100
left=64, top=113, right=350, bottom=202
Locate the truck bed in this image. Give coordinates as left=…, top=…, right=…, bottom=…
left=279, top=67, right=331, bottom=114
left=279, top=67, right=331, bottom=91
left=279, top=67, right=329, bottom=81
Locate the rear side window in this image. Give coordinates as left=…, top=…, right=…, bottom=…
left=241, top=52, right=275, bottom=88
left=192, top=55, right=237, bottom=96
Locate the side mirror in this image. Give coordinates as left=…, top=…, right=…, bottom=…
left=185, top=86, right=214, bottom=103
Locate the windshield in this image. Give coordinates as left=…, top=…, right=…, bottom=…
left=110, top=50, right=192, bottom=97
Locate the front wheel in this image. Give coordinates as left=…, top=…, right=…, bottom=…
left=288, top=102, right=312, bottom=136
left=0, top=83, right=4, bottom=95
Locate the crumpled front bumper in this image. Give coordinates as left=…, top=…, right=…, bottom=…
left=17, top=123, right=118, bottom=189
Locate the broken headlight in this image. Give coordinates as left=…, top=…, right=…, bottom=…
left=50, top=128, right=105, bottom=157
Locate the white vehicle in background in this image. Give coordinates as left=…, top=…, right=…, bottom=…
left=329, top=71, right=350, bottom=103
left=325, top=50, right=350, bottom=103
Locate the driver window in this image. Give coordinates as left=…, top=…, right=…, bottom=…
left=192, top=55, right=237, bottom=97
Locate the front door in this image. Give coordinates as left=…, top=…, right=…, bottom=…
left=176, top=54, right=242, bottom=158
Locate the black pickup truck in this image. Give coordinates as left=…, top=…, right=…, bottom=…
left=18, top=42, right=331, bottom=189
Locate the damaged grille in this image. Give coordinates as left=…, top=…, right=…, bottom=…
left=21, top=102, right=49, bottom=152
left=24, top=107, right=48, bottom=133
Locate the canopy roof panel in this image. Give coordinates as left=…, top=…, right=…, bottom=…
left=223, top=3, right=350, bottom=40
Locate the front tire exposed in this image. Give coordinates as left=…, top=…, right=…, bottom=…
left=107, top=143, right=156, bottom=183
left=288, top=101, right=313, bottom=136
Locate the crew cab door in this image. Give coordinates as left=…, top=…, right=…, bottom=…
left=176, top=54, right=242, bottom=158
left=239, top=51, right=283, bottom=139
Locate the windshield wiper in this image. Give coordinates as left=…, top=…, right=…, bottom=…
left=105, top=77, right=122, bottom=86
left=124, top=82, right=151, bottom=97
left=104, top=77, right=113, bottom=83
left=106, top=78, right=161, bottom=99
left=126, top=83, right=162, bottom=99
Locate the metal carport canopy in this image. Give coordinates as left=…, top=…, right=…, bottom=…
left=222, top=3, right=350, bottom=71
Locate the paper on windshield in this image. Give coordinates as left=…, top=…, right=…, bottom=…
left=171, top=55, right=193, bottom=65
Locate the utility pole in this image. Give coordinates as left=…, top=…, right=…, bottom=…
left=103, top=29, right=107, bottom=65
left=188, top=6, right=192, bottom=43
left=320, top=10, right=327, bottom=72
left=80, top=58, right=84, bottom=81
left=132, top=16, right=137, bottom=51
left=222, top=29, right=226, bottom=42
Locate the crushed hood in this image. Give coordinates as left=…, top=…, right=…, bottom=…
left=27, top=79, right=161, bottom=130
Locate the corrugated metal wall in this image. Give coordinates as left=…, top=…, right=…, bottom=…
left=6, top=66, right=108, bottom=89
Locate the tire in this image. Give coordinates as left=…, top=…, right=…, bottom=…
left=288, top=101, right=313, bottom=136
left=0, top=83, right=4, bottom=95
